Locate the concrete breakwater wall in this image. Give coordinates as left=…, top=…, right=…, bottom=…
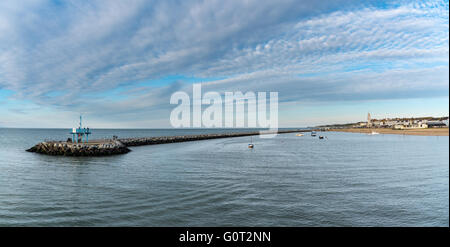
left=26, top=140, right=130, bottom=156
left=27, top=129, right=309, bottom=156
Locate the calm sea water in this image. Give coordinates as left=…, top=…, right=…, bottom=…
left=0, top=128, right=448, bottom=226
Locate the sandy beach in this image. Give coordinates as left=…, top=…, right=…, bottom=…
left=328, top=128, right=449, bottom=136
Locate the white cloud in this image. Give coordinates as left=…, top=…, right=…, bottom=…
left=0, top=0, right=448, bottom=127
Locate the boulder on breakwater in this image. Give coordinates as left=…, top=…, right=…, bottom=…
left=26, top=140, right=130, bottom=156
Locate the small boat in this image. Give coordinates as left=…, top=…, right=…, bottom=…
left=311, top=131, right=317, bottom=137
left=368, top=131, right=379, bottom=135
left=296, top=133, right=304, bottom=136
left=319, top=136, right=324, bottom=139
left=248, top=136, right=254, bottom=148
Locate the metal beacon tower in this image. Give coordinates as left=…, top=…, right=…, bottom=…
left=70, top=115, right=91, bottom=144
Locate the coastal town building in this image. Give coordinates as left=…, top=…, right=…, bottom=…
left=351, top=114, right=449, bottom=129
left=317, top=114, right=448, bottom=130
left=427, top=121, right=448, bottom=128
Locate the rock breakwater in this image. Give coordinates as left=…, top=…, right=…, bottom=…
left=26, top=140, right=130, bottom=156
left=27, top=129, right=308, bottom=156
left=118, top=129, right=305, bottom=146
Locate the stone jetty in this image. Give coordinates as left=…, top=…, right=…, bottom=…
left=118, top=129, right=306, bottom=146
left=27, top=129, right=309, bottom=156
left=26, top=140, right=130, bottom=156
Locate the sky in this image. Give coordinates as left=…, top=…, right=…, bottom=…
left=0, top=0, right=448, bottom=128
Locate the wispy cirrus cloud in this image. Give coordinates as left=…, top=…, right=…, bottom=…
left=0, top=0, right=448, bottom=127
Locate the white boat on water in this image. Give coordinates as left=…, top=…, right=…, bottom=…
left=368, top=131, right=379, bottom=135
left=248, top=136, right=254, bottom=148
left=296, top=133, right=304, bottom=136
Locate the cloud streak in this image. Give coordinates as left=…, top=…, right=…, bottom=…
left=0, top=0, right=448, bottom=127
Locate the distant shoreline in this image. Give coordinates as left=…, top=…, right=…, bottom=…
left=328, top=128, right=449, bottom=136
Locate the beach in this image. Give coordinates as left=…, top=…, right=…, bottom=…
left=328, top=128, right=449, bottom=136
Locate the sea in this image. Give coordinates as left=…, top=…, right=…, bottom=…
left=0, top=128, right=448, bottom=226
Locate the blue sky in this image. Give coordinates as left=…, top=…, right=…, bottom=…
left=0, top=0, right=448, bottom=128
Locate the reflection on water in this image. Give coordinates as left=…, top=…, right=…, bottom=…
left=0, top=128, right=448, bottom=226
